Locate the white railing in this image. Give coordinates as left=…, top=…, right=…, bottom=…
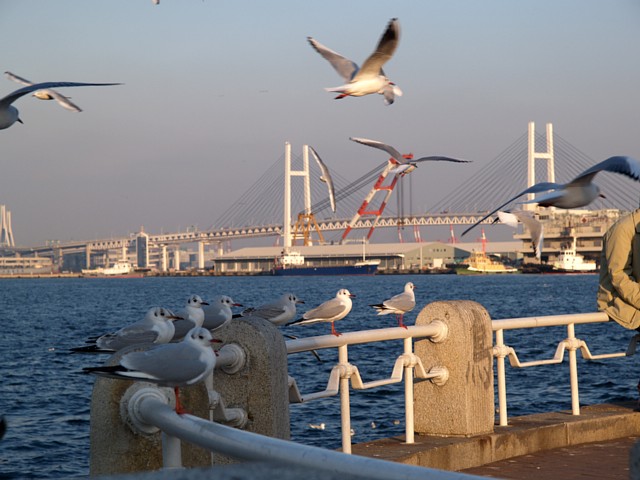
left=492, top=311, right=639, bottom=426
left=286, top=322, right=449, bottom=453
left=286, top=311, right=640, bottom=445
left=131, top=392, right=486, bottom=480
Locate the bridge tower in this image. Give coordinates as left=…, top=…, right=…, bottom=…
left=283, top=143, right=322, bottom=248
left=526, top=122, right=555, bottom=210
left=0, top=205, right=15, bottom=247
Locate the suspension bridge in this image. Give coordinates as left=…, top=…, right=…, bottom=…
left=4, top=122, right=639, bottom=261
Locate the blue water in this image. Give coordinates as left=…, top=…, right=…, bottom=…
left=1, top=274, right=638, bottom=478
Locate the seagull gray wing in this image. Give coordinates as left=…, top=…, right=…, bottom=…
left=384, top=292, right=415, bottom=313
left=0, top=81, right=121, bottom=108
left=350, top=137, right=404, bottom=163
left=307, top=37, right=359, bottom=81
left=309, top=146, right=336, bottom=212
left=42, top=89, right=82, bottom=112
left=120, top=342, right=209, bottom=386
left=570, top=156, right=640, bottom=186
left=4, top=71, right=33, bottom=86
left=356, top=18, right=400, bottom=79
left=413, top=155, right=471, bottom=163
left=97, top=329, right=161, bottom=351
left=303, top=298, right=346, bottom=321
left=461, top=182, right=561, bottom=237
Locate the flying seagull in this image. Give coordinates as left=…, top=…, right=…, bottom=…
left=0, top=80, right=121, bottom=130
left=349, top=137, right=470, bottom=175
left=308, top=18, right=402, bottom=105
left=496, top=210, right=544, bottom=260
left=462, top=156, right=640, bottom=237
left=5, top=71, right=82, bottom=112
left=309, top=146, right=336, bottom=212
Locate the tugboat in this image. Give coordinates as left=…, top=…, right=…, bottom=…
left=552, top=236, right=597, bottom=273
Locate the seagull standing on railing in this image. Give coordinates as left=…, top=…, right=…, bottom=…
left=370, top=282, right=416, bottom=328
left=462, top=155, right=640, bottom=238
left=172, top=295, right=209, bottom=341
left=0, top=79, right=121, bottom=130
left=83, top=327, right=220, bottom=414
left=238, top=293, right=304, bottom=326
left=70, top=306, right=180, bottom=353
left=202, top=295, right=242, bottom=331
left=307, top=18, right=402, bottom=105
left=288, top=289, right=354, bottom=337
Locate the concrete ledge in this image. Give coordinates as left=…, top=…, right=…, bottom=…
left=350, top=402, right=640, bottom=471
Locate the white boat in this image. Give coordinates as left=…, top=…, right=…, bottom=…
left=102, top=261, right=134, bottom=276
left=82, top=261, right=135, bottom=277
left=552, top=236, right=597, bottom=273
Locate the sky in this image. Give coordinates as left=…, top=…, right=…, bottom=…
left=1, top=0, right=639, bottom=247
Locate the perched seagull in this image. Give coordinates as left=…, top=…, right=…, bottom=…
left=4, top=71, right=82, bottom=112
left=172, top=295, right=209, bottom=341
left=308, top=18, right=402, bottom=105
left=0, top=80, right=121, bottom=130
left=349, top=137, right=470, bottom=176
left=496, top=210, right=544, bottom=260
left=288, top=289, right=355, bottom=337
left=70, top=307, right=180, bottom=353
left=238, top=293, right=304, bottom=326
left=202, top=295, right=242, bottom=331
left=83, top=327, right=219, bottom=414
left=370, top=282, right=416, bottom=328
left=462, top=156, right=640, bottom=237
left=309, top=146, right=336, bottom=213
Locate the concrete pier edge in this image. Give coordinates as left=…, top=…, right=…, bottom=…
left=351, top=401, right=640, bottom=472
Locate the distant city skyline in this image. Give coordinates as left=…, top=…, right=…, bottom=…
left=1, top=1, right=639, bottom=247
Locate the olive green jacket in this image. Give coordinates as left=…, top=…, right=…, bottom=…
left=597, top=209, right=640, bottom=330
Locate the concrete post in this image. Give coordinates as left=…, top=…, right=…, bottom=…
left=88, top=317, right=289, bottom=475
left=413, top=300, right=494, bottom=436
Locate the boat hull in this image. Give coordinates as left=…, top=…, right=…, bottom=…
left=272, top=264, right=378, bottom=276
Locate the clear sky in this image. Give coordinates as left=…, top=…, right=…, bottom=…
left=1, top=0, right=638, bottom=247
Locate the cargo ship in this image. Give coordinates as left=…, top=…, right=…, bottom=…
left=271, top=251, right=379, bottom=276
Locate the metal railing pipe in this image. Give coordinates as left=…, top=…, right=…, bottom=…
left=137, top=396, right=485, bottom=480
left=338, top=344, right=352, bottom=454
left=492, top=312, right=609, bottom=331
left=403, top=337, right=415, bottom=444
left=286, top=324, right=445, bottom=354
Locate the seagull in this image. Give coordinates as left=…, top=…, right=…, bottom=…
left=496, top=210, right=544, bottom=260
left=202, top=295, right=242, bottom=331
left=172, top=294, right=209, bottom=341
left=308, top=18, right=402, bottom=105
left=349, top=137, right=470, bottom=176
left=370, top=282, right=416, bottom=328
left=288, top=289, right=354, bottom=336
left=4, top=71, right=82, bottom=112
left=0, top=80, right=121, bottom=130
left=238, top=293, right=304, bottom=326
left=83, top=327, right=219, bottom=414
left=461, top=156, right=640, bottom=237
left=309, top=146, right=336, bottom=213
left=70, top=307, right=180, bottom=353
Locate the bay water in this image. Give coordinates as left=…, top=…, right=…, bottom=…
left=1, top=273, right=638, bottom=478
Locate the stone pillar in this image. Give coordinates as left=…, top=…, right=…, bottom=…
left=413, top=300, right=494, bottom=436
left=173, top=247, right=181, bottom=271
left=160, top=245, right=168, bottom=272
left=88, top=317, right=289, bottom=475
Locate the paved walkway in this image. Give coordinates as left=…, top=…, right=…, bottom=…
left=461, top=436, right=639, bottom=479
